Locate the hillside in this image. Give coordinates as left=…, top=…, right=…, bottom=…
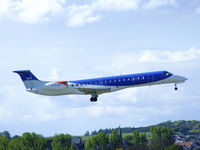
left=89, top=120, right=200, bottom=136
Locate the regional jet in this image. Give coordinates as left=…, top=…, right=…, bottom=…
left=14, top=70, right=187, bottom=102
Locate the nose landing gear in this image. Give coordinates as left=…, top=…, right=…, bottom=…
left=174, top=84, right=178, bottom=90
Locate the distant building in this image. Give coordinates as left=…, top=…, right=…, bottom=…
left=178, top=141, right=197, bottom=150
left=71, top=137, right=84, bottom=150
left=174, top=135, right=186, bottom=144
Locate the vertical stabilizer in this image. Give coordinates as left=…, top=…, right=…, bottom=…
left=13, top=70, right=42, bottom=89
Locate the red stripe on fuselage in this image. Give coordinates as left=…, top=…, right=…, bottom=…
left=55, top=81, right=67, bottom=85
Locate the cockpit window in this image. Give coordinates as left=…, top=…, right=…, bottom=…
left=164, top=72, right=171, bottom=76
left=165, top=72, right=169, bottom=76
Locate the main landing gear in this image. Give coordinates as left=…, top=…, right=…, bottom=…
left=174, top=84, right=178, bottom=90
left=90, top=95, right=98, bottom=102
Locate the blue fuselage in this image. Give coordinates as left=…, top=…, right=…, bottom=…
left=70, top=71, right=173, bottom=87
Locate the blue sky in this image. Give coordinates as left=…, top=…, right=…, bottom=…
left=0, top=0, right=200, bottom=136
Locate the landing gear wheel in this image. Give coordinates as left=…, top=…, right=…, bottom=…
left=90, top=96, right=98, bottom=102
left=174, top=84, right=178, bottom=90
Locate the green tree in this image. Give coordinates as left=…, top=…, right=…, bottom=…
left=0, top=131, right=11, bottom=139
left=132, top=130, right=140, bottom=145
left=8, top=137, right=23, bottom=150
left=110, top=130, right=123, bottom=150
left=69, top=144, right=77, bottom=150
left=20, top=132, right=46, bottom=150
left=91, top=130, right=97, bottom=136
left=123, top=135, right=132, bottom=146
left=150, top=126, right=162, bottom=150
left=96, top=132, right=109, bottom=150
left=85, top=136, right=98, bottom=150
left=85, top=132, right=109, bottom=150
left=150, top=126, right=174, bottom=150
left=161, top=126, right=174, bottom=148
left=51, top=134, right=71, bottom=150
left=128, top=131, right=148, bottom=150
left=0, top=135, right=10, bottom=150
left=140, top=133, right=147, bottom=145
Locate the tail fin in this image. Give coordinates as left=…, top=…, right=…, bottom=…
left=13, top=70, right=42, bottom=89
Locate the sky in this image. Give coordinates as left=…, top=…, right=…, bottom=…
left=0, top=0, right=200, bottom=137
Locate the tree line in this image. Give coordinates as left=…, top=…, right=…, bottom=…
left=87, top=120, right=200, bottom=136
left=0, top=126, right=183, bottom=150
left=0, top=131, right=76, bottom=150
left=85, top=126, right=182, bottom=150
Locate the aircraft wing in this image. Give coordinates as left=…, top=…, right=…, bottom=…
left=77, top=87, right=111, bottom=95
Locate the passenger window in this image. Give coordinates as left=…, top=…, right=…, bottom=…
left=109, top=80, right=111, bottom=83
left=105, top=81, right=107, bottom=83
left=76, top=84, right=78, bottom=86
left=142, top=76, right=144, bottom=80
left=137, top=77, right=140, bottom=80
left=127, top=78, right=130, bottom=81
left=114, top=80, right=116, bottom=82
left=118, top=79, right=121, bottom=82
left=123, top=79, right=126, bottom=81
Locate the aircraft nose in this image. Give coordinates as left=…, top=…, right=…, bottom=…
left=173, top=75, right=187, bottom=83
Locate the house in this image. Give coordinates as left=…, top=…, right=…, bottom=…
left=178, top=141, right=197, bottom=150
left=174, top=135, right=186, bottom=144
left=71, top=137, right=84, bottom=150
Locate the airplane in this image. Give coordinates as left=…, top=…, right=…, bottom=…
left=14, top=70, right=187, bottom=102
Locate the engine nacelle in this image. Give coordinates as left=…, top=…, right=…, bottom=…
left=43, top=81, right=67, bottom=91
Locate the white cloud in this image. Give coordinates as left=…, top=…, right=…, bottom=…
left=86, top=105, right=128, bottom=117
left=93, top=53, right=141, bottom=74
left=95, top=0, right=140, bottom=11
left=67, top=4, right=101, bottom=27
left=0, top=0, right=65, bottom=23
left=66, top=0, right=141, bottom=27
left=117, top=88, right=138, bottom=103
left=87, top=106, right=103, bottom=117
left=66, top=0, right=139, bottom=27
left=139, top=50, right=160, bottom=62
left=92, top=47, right=200, bottom=75
left=195, top=6, right=200, bottom=14
left=0, top=106, right=13, bottom=121
left=0, top=0, right=12, bottom=17
left=66, top=0, right=178, bottom=26
left=15, top=0, right=66, bottom=23
left=139, top=47, right=200, bottom=62
left=143, top=0, right=177, bottom=9
left=0, top=0, right=179, bottom=25
left=48, top=68, right=61, bottom=80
